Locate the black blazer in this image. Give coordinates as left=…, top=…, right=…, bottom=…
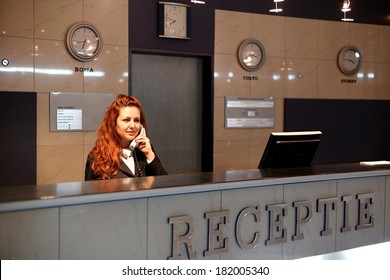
left=85, top=148, right=167, bottom=181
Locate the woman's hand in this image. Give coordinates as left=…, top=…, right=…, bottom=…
left=134, top=129, right=155, bottom=162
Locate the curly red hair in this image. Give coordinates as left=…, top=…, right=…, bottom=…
left=89, top=94, right=147, bottom=179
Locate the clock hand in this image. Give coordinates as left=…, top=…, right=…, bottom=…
left=246, top=52, right=258, bottom=59
left=82, top=39, right=86, bottom=49
left=165, top=16, right=176, bottom=25
left=343, top=58, right=355, bottom=63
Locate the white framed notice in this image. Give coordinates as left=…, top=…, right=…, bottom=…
left=56, top=108, right=82, bottom=130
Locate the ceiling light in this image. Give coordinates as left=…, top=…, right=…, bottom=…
left=341, top=0, right=351, bottom=12
left=270, top=0, right=285, bottom=13
left=341, top=0, right=354, bottom=21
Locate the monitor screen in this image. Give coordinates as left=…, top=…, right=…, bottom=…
left=258, top=131, right=322, bottom=169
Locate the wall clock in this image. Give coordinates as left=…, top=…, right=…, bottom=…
left=66, top=22, right=102, bottom=62
left=158, top=2, right=190, bottom=40
left=238, top=39, right=266, bottom=72
left=337, top=45, right=362, bottom=76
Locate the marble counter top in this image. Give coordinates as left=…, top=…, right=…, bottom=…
left=1, top=163, right=390, bottom=212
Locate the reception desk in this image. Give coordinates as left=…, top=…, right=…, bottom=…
left=1, top=163, right=389, bottom=260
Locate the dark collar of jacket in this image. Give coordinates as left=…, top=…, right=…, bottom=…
left=113, top=149, right=147, bottom=179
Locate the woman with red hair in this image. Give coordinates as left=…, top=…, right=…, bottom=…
left=85, top=94, right=167, bottom=180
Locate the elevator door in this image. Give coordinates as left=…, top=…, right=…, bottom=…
left=131, top=54, right=202, bottom=174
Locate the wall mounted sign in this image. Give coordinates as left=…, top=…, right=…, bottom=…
left=225, top=96, right=274, bottom=128
left=50, top=92, right=116, bottom=132
left=56, top=108, right=82, bottom=130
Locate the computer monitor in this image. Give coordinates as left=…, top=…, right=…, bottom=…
left=258, top=131, right=322, bottom=169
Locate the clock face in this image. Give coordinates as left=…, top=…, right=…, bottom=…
left=338, top=46, right=362, bottom=76
left=158, top=2, right=190, bottom=39
left=66, top=22, right=102, bottom=62
left=164, top=4, right=187, bottom=37
left=238, top=39, right=265, bottom=71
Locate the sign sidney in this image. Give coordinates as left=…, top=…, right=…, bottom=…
left=168, top=192, right=375, bottom=259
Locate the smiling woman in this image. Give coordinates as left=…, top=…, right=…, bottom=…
left=84, top=94, right=167, bottom=180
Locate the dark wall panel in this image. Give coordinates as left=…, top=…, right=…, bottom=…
left=0, top=92, right=36, bottom=187
left=284, top=99, right=390, bottom=165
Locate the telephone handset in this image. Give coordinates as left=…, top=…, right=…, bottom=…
left=129, top=125, right=145, bottom=150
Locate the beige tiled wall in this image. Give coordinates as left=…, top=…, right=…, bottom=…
left=0, top=0, right=128, bottom=184
left=213, top=10, right=390, bottom=172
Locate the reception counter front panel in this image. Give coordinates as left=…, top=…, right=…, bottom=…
left=0, top=164, right=389, bottom=260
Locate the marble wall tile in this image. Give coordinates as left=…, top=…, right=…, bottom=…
left=250, top=57, right=286, bottom=99
left=349, top=23, right=380, bottom=63
left=60, top=199, right=147, bottom=259
left=249, top=139, right=269, bottom=169
left=215, top=10, right=251, bottom=55
left=214, top=140, right=251, bottom=171
left=213, top=96, right=227, bottom=141
left=83, top=144, right=94, bottom=173
left=377, top=63, right=390, bottom=100
left=34, top=0, right=83, bottom=40
left=284, top=58, right=318, bottom=98
left=34, top=39, right=84, bottom=93
left=347, top=62, right=379, bottom=99
left=283, top=180, right=337, bottom=259
left=85, top=0, right=128, bottom=46
left=0, top=0, right=33, bottom=38
left=251, top=14, right=286, bottom=58
left=83, top=131, right=98, bottom=145
left=214, top=54, right=251, bottom=98
left=318, top=60, right=349, bottom=99
left=318, top=20, right=349, bottom=60
left=5, top=208, right=59, bottom=259
left=221, top=184, right=284, bottom=259
left=379, top=26, right=390, bottom=63
left=285, top=17, right=318, bottom=59
left=147, top=192, right=221, bottom=260
left=336, top=176, right=386, bottom=252
left=83, top=45, right=128, bottom=93
left=0, top=37, right=34, bottom=91
left=37, top=145, right=84, bottom=184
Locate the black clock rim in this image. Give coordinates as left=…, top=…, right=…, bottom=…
left=337, top=45, right=362, bottom=76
